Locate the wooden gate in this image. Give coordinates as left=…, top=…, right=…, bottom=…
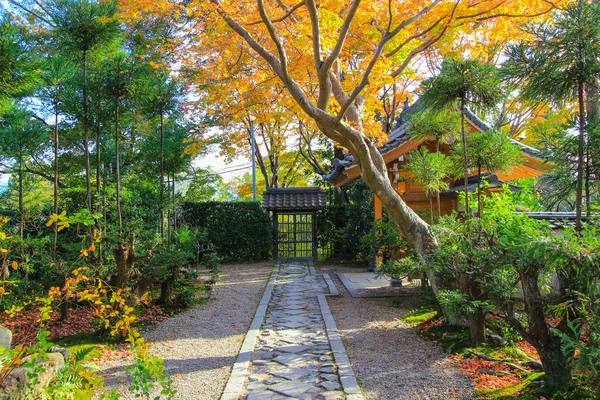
left=262, top=188, right=326, bottom=261
left=274, top=212, right=317, bottom=260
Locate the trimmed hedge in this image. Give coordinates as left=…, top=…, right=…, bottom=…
left=182, top=201, right=272, bottom=262
left=317, top=204, right=373, bottom=260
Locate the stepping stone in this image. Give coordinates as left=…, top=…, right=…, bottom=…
left=320, top=381, right=341, bottom=391
left=317, top=391, right=345, bottom=400
left=282, top=304, right=305, bottom=310
left=264, top=377, right=284, bottom=385
left=284, top=310, right=307, bottom=316
left=283, top=316, right=310, bottom=323
left=319, top=366, right=336, bottom=373
left=320, top=373, right=338, bottom=381
left=248, top=382, right=267, bottom=391
left=280, top=321, right=306, bottom=329
left=274, top=354, right=306, bottom=366
left=269, top=381, right=315, bottom=397
left=271, top=369, right=308, bottom=380
left=276, top=345, right=310, bottom=354
left=247, top=391, right=274, bottom=400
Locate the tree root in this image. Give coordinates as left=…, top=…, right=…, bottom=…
left=466, top=349, right=540, bottom=373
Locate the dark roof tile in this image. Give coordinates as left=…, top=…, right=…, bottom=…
left=262, top=188, right=326, bottom=211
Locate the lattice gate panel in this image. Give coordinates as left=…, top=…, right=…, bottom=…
left=275, top=212, right=315, bottom=259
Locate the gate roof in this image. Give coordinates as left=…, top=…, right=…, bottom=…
left=262, top=188, right=326, bottom=211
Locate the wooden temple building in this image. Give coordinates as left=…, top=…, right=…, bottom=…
left=325, top=101, right=548, bottom=219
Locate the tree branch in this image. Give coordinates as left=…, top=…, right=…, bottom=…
left=7, top=0, right=54, bottom=26
left=246, top=1, right=305, bottom=26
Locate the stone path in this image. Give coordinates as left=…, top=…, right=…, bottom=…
left=222, top=262, right=363, bottom=400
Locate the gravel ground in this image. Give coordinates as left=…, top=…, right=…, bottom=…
left=99, top=262, right=272, bottom=400
left=320, top=263, right=475, bottom=400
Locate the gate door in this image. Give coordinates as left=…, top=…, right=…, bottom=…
left=275, top=212, right=316, bottom=260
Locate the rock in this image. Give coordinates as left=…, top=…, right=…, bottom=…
left=0, top=326, right=12, bottom=350
left=320, top=381, right=341, bottom=391
left=0, top=352, right=65, bottom=399
left=49, top=346, right=70, bottom=362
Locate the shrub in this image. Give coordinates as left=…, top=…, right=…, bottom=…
left=182, top=202, right=272, bottom=262
left=317, top=204, right=373, bottom=260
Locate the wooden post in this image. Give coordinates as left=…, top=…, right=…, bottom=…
left=273, top=211, right=278, bottom=261
left=374, top=195, right=383, bottom=264
left=312, top=211, right=318, bottom=260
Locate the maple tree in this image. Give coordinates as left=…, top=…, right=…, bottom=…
left=117, top=1, right=563, bottom=279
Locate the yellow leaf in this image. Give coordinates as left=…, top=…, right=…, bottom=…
left=89, top=244, right=96, bottom=252
left=11, top=261, right=17, bottom=270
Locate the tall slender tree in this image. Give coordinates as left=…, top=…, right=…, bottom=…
left=48, top=0, right=119, bottom=246
left=421, top=59, right=503, bottom=217
left=503, top=0, right=600, bottom=232
left=37, top=55, right=76, bottom=251
left=135, top=69, right=181, bottom=239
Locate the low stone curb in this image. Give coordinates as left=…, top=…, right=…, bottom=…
left=308, top=260, right=317, bottom=275
left=317, top=294, right=364, bottom=399
left=322, top=273, right=339, bottom=297
left=220, top=264, right=280, bottom=400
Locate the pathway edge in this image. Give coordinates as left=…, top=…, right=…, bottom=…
left=317, top=294, right=365, bottom=399
left=220, top=264, right=280, bottom=400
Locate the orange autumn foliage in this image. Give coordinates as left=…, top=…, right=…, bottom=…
left=117, top=0, right=567, bottom=158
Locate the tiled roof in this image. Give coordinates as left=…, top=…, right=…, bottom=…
left=324, top=101, right=543, bottom=183
left=262, top=188, right=326, bottom=211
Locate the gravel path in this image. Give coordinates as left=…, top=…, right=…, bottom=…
left=100, top=262, right=272, bottom=400
left=320, top=264, right=475, bottom=400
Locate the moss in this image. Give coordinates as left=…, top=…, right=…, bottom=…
left=402, top=306, right=438, bottom=325
left=481, top=372, right=544, bottom=399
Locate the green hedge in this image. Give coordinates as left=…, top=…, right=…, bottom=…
left=182, top=201, right=272, bottom=262
left=317, top=204, right=373, bottom=260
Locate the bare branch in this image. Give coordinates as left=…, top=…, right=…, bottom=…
left=390, top=24, right=449, bottom=78
left=7, top=0, right=54, bottom=26
left=321, top=0, right=361, bottom=77
left=258, top=0, right=290, bottom=77
left=385, top=15, right=444, bottom=58
left=388, top=0, right=442, bottom=39
left=246, top=1, right=305, bottom=26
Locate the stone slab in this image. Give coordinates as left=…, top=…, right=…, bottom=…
left=269, top=381, right=315, bottom=397
left=336, top=272, right=418, bottom=298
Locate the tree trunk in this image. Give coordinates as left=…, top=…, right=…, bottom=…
left=96, top=119, right=101, bottom=196
left=83, top=50, right=93, bottom=248
left=159, top=108, right=164, bottom=239
left=158, top=273, right=175, bottom=305
left=53, top=108, right=59, bottom=253
left=477, top=166, right=482, bottom=218
left=333, top=146, right=346, bottom=204
left=429, top=193, right=434, bottom=224
left=469, top=312, right=486, bottom=344
left=115, top=94, right=122, bottom=234
left=520, top=272, right=572, bottom=390
left=172, top=171, right=176, bottom=230
left=460, top=98, right=470, bottom=218
left=167, top=176, right=171, bottom=243
left=18, top=146, right=23, bottom=243
left=575, top=83, right=585, bottom=233
left=111, top=235, right=150, bottom=289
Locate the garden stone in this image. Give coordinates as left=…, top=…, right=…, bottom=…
left=0, top=326, right=12, bottom=350
left=320, top=373, right=338, bottom=381
left=246, top=391, right=274, bottom=400
left=269, top=381, right=315, bottom=397
left=320, top=381, right=341, bottom=391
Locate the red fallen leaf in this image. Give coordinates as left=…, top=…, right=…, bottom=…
left=231, top=325, right=238, bottom=329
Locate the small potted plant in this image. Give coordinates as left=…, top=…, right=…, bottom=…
left=375, top=257, right=418, bottom=287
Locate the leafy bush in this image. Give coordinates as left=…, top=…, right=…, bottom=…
left=317, top=203, right=373, bottom=260
left=182, top=202, right=272, bottom=262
